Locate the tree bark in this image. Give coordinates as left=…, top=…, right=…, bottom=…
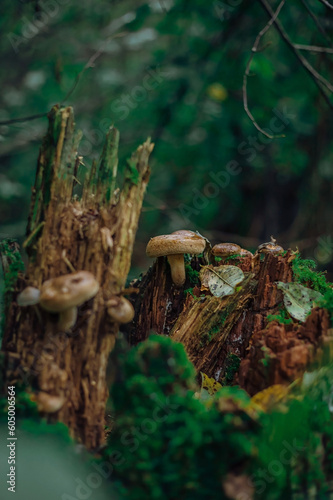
left=131, top=250, right=331, bottom=392
left=1, top=106, right=153, bottom=449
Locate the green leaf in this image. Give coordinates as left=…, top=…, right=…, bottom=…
left=276, top=282, right=323, bottom=322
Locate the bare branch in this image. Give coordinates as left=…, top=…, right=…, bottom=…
left=300, top=0, right=331, bottom=42
left=0, top=32, right=128, bottom=127
left=243, top=0, right=286, bottom=139
left=258, top=0, right=333, bottom=110
left=294, top=43, right=333, bottom=53
left=294, top=43, right=333, bottom=54
left=318, top=0, right=333, bottom=10
left=0, top=113, right=47, bottom=126
left=60, top=31, right=128, bottom=105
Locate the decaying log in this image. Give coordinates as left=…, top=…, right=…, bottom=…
left=239, top=308, right=331, bottom=396
left=1, top=106, right=153, bottom=449
left=126, top=256, right=201, bottom=344
left=132, top=250, right=331, bottom=393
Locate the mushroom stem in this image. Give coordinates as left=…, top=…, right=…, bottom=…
left=167, top=254, right=186, bottom=287
left=58, top=307, right=78, bottom=331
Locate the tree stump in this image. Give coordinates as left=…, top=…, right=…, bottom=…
left=131, top=250, right=331, bottom=392
left=0, top=106, right=153, bottom=449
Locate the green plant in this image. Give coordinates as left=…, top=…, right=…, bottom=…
left=292, top=255, right=330, bottom=295
left=184, top=261, right=200, bottom=286
left=224, top=254, right=242, bottom=262
left=222, top=353, right=241, bottom=385
left=200, top=309, right=229, bottom=347
left=0, top=239, right=24, bottom=336
left=105, top=335, right=261, bottom=500
left=267, top=306, right=293, bottom=325
left=291, top=255, right=333, bottom=324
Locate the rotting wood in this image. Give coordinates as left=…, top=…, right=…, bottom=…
left=131, top=249, right=331, bottom=392
left=1, top=105, right=153, bottom=449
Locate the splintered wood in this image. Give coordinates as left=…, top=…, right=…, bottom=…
left=1, top=106, right=153, bottom=449
left=131, top=250, right=331, bottom=394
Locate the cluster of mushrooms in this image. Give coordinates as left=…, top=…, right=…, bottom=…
left=17, top=270, right=134, bottom=332
left=17, top=232, right=283, bottom=330
left=146, top=230, right=283, bottom=287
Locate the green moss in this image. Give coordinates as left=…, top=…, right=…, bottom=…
left=200, top=309, right=229, bottom=347
left=292, top=255, right=333, bottom=323
left=260, top=345, right=271, bottom=369
left=292, top=255, right=330, bottom=295
left=184, top=262, right=200, bottom=286
left=222, top=353, right=241, bottom=385
left=224, top=253, right=242, bottom=262
left=0, top=239, right=24, bottom=335
left=125, top=158, right=140, bottom=185
left=105, top=335, right=260, bottom=500
left=318, top=288, right=333, bottom=324
left=267, top=306, right=293, bottom=325
left=102, top=336, right=333, bottom=498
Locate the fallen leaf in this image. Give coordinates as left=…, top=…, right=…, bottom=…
left=276, top=282, right=323, bottom=322
left=200, top=265, right=245, bottom=298
left=200, top=372, right=222, bottom=396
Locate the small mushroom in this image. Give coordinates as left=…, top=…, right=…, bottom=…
left=31, top=391, right=66, bottom=413
left=238, top=248, right=253, bottom=259
left=17, top=286, right=40, bottom=306
left=257, top=236, right=284, bottom=255
left=146, top=232, right=206, bottom=287
left=39, top=271, right=99, bottom=331
left=212, top=243, right=242, bottom=258
left=107, top=296, right=134, bottom=324
left=171, top=230, right=197, bottom=237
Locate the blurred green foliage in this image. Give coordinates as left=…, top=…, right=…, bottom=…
left=106, top=335, right=261, bottom=499
left=0, top=0, right=332, bottom=282
left=104, top=334, right=333, bottom=499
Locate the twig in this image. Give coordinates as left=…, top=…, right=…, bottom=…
left=318, top=0, right=333, bottom=9
left=0, top=32, right=128, bottom=127
left=258, top=0, right=333, bottom=110
left=300, top=0, right=331, bottom=42
left=294, top=43, right=333, bottom=53
left=0, top=113, right=47, bottom=126
left=243, top=0, right=286, bottom=139
left=60, top=31, right=128, bottom=105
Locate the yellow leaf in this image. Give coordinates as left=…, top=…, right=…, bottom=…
left=207, top=83, right=228, bottom=102
left=200, top=372, right=222, bottom=396
left=250, top=384, right=290, bottom=411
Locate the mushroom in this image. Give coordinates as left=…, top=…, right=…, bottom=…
left=257, top=236, right=284, bottom=255
left=238, top=248, right=253, bottom=259
left=107, top=296, right=134, bottom=324
left=212, top=243, right=242, bottom=259
left=17, top=286, right=40, bottom=306
left=39, top=271, right=99, bottom=331
left=146, top=232, right=206, bottom=287
left=31, top=391, right=66, bottom=413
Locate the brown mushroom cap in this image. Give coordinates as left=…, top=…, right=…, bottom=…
left=107, top=296, right=134, bottom=324
left=238, top=248, right=253, bottom=258
left=257, top=242, right=284, bottom=254
left=32, top=391, right=66, bottom=413
left=212, top=243, right=242, bottom=257
left=171, top=230, right=197, bottom=237
left=40, top=271, right=99, bottom=312
left=146, top=233, right=206, bottom=258
left=17, top=286, right=40, bottom=306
